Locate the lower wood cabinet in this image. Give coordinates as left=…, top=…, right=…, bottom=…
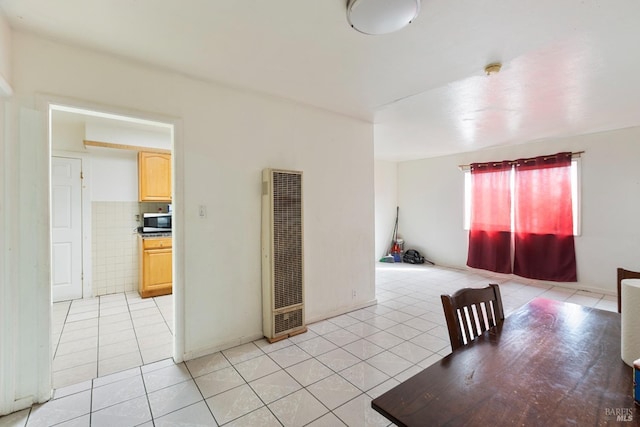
left=139, top=236, right=172, bottom=298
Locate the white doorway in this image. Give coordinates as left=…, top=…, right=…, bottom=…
left=48, top=102, right=181, bottom=389
left=51, top=156, right=83, bottom=302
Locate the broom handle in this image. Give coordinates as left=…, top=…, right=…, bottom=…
left=394, top=206, right=399, bottom=241
left=392, top=206, right=399, bottom=252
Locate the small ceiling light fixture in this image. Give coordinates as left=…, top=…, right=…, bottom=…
left=484, top=62, right=502, bottom=76
left=347, top=0, right=421, bottom=35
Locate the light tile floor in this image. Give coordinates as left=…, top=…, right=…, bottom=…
left=52, top=292, right=174, bottom=389
left=2, top=264, right=616, bottom=426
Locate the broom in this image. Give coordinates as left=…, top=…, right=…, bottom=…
left=380, top=206, right=400, bottom=263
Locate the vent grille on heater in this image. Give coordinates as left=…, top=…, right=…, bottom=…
left=273, top=172, right=303, bottom=310
left=274, top=308, right=303, bottom=334
left=262, top=168, right=306, bottom=342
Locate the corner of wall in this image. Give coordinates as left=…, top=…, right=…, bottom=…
left=374, top=159, right=399, bottom=259
left=0, top=12, right=12, bottom=97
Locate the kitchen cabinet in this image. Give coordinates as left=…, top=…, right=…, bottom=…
left=138, top=151, right=171, bottom=201
left=139, top=236, right=172, bottom=298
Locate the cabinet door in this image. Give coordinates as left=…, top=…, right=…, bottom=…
left=139, top=152, right=171, bottom=201
left=141, top=248, right=172, bottom=297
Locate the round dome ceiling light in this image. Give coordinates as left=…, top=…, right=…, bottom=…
left=347, top=0, right=421, bottom=35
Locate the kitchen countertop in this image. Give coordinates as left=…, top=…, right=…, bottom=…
left=138, top=231, right=172, bottom=238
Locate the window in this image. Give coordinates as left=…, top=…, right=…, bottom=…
left=463, top=152, right=579, bottom=282
left=464, top=158, right=581, bottom=236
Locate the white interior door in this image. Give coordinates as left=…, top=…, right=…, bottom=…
left=51, top=156, right=83, bottom=302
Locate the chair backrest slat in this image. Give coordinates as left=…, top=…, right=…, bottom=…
left=441, top=284, right=504, bottom=351
left=475, top=303, right=487, bottom=334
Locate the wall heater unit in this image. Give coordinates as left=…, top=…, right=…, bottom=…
left=261, top=168, right=306, bottom=342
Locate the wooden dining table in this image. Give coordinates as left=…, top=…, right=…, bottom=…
left=371, top=298, right=637, bottom=426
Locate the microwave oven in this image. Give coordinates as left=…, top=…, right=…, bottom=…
left=142, top=212, right=172, bottom=233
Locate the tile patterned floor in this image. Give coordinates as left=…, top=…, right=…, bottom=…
left=52, top=292, right=174, bottom=389
left=2, top=264, right=616, bottom=426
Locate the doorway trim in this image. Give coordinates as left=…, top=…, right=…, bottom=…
left=39, top=93, right=185, bottom=387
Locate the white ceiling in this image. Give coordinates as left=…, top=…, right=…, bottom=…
left=2, top=0, right=639, bottom=161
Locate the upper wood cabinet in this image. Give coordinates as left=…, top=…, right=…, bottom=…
left=138, top=151, right=171, bottom=201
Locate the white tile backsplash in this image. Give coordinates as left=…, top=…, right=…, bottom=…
left=92, top=202, right=140, bottom=296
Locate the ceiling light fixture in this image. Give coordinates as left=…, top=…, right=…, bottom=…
left=484, top=63, right=502, bottom=75
left=347, top=0, right=421, bottom=35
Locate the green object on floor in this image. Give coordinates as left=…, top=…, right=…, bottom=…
left=380, top=255, right=395, bottom=263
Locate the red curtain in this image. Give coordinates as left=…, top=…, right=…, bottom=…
left=467, top=161, right=512, bottom=274
left=513, top=152, right=577, bottom=281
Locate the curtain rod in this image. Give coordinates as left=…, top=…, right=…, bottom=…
left=457, top=151, right=584, bottom=171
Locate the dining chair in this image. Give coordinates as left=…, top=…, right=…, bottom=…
left=441, top=284, right=504, bottom=351
left=617, top=268, right=640, bottom=313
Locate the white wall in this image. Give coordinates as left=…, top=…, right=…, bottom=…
left=90, top=150, right=138, bottom=202
left=374, top=160, right=398, bottom=259
left=397, top=154, right=467, bottom=266
left=0, top=13, right=11, bottom=95
left=1, top=31, right=375, bottom=412
left=398, top=128, right=640, bottom=294
left=85, top=122, right=171, bottom=150
left=0, top=96, right=13, bottom=416
left=1, top=103, right=51, bottom=415
left=52, top=120, right=85, bottom=152
left=0, top=16, right=21, bottom=416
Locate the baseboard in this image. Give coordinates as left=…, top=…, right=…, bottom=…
left=462, top=265, right=617, bottom=297
left=0, top=396, right=34, bottom=417
left=183, top=332, right=264, bottom=361
left=181, top=299, right=378, bottom=362
left=306, top=298, right=378, bottom=325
